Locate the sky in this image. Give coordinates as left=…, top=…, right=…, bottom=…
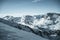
left=0, top=0, right=60, bottom=17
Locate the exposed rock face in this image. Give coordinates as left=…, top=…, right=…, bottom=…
left=24, top=15, right=34, bottom=25
left=3, top=16, right=21, bottom=23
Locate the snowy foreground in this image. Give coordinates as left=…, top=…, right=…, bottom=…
left=0, top=22, right=48, bottom=40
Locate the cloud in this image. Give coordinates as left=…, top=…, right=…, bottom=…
left=32, top=0, right=41, bottom=2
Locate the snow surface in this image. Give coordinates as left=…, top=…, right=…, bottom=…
left=0, top=22, right=48, bottom=40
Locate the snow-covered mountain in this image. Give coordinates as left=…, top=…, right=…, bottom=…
left=3, top=16, right=21, bottom=23
left=2, top=13, right=60, bottom=30
left=1, top=13, right=60, bottom=40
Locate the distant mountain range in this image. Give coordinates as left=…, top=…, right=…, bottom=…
left=0, top=13, right=60, bottom=40
left=2, top=13, right=60, bottom=30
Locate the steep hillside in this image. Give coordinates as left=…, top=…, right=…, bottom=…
left=0, top=22, right=48, bottom=40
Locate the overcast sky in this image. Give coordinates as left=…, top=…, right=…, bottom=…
left=0, top=0, right=60, bottom=17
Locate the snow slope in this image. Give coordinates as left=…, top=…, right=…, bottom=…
left=0, top=22, right=48, bottom=40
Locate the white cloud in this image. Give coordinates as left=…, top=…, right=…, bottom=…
left=32, top=0, right=41, bottom=2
